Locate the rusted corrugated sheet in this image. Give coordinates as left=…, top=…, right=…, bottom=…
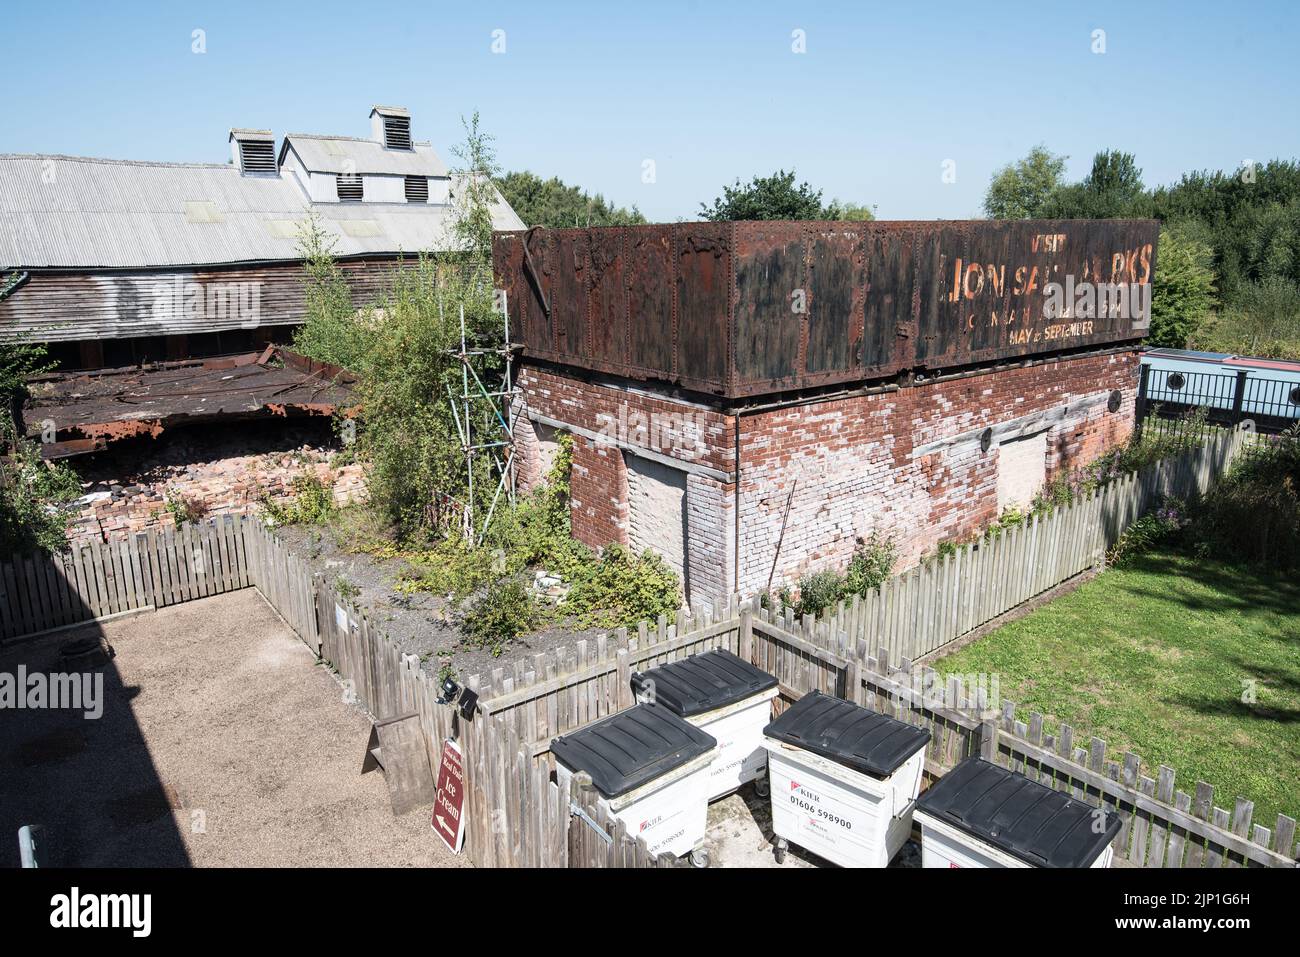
left=0, top=259, right=405, bottom=344
left=23, top=346, right=355, bottom=456
left=494, top=219, right=1159, bottom=399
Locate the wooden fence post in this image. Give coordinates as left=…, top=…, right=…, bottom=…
left=615, top=649, right=633, bottom=709
left=980, top=716, right=999, bottom=762
left=739, top=604, right=754, bottom=663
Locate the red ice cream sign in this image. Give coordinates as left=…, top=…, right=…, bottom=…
left=431, top=738, right=466, bottom=853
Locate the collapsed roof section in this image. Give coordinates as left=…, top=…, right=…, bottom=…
left=23, top=347, right=356, bottom=459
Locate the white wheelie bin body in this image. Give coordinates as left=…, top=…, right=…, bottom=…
left=632, top=649, right=778, bottom=801
left=761, top=690, right=931, bottom=868
left=551, top=702, right=717, bottom=859
left=914, top=756, right=1120, bottom=868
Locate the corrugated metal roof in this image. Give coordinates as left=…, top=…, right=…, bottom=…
left=281, top=135, right=448, bottom=176
left=0, top=153, right=523, bottom=269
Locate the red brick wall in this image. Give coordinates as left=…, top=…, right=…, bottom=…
left=738, top=350, right=1138, bottom=592
left=516, top=350, right=1139, bottom=601
left=516, top=368, right=734, bottom=473
left=568, top=433, right=629, bottom=549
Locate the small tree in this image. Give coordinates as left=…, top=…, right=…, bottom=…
left=700, top=169, right=835, bottom=221
left=983, top=145, right=1067, bottom=219
left=828, top=200, right=876, bottom=221
left=291, top=213, right=372, bottom=371
left=449, top=111, right=501, bottom=271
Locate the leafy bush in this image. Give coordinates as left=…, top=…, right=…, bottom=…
left=564, top=545, right=681, bottom=630
left=1107, top=498, right=1187, bottom=567
left=460, top=576, right=538, bottom=658
left=388, top=430, right=680, bottom=633
left=781, top=534, right=898, bottom=617
left=164, top=488, right=206, bottom=527
left=0, top=423, right=81, bottom=553
left=843, top=532, right=898, bottom=596
left=262, top=473, right=337, bottom=526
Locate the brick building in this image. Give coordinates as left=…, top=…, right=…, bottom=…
left=496, top=219, right=1158, bottom=606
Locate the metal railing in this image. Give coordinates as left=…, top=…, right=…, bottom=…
left=1137, top=363, right=1300, bottom=435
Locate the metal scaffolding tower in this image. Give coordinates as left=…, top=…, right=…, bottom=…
left=445, top=292, right=518, bottom=543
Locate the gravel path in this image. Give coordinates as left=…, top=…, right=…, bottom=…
left=0, top=590, right=465, bottom=868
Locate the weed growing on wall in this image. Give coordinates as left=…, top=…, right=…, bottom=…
left=0, top=419, right=80, bottom=553
left=262, top=473, right=337, bottom=527
left=164, top=488, right=206, bottom=527
left=780, top=533, right=899, bottom=617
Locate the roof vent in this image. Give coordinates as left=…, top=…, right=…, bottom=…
left=229, top=129, right=276, bottom=175
left=370, top=105, right=412, bottom=151
left=404, top=176, right=429, bottom=203
left=336, top=173, right=364, bottom=202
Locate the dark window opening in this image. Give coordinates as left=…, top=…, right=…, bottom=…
left=42, top=328, right=296, bottom=372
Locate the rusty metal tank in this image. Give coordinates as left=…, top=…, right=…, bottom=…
left=493, top=219, right=1159, bottom=399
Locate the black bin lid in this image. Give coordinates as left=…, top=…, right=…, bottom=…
left=762, top=690, right=931, bottom=778
left=631, top=649, right=778, bottom=717
left=550, top=703, right=717, bottom=799
left=916, top=756, right=1122, bottom=867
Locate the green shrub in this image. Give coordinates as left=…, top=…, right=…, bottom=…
left=564, top=544, right=681, bottom=630
left=843, top=532, right=897, bottom=595
left=460, top=576, right=538, bottom=657
left=1107, top=498, right=1187, bottom=567
left=781, top=533, right=899, bottom=617
left=789, top=570, right=843, bottom=618
left=164, top=488, right=207, bottom=527
left=0, top=422, right=81, bottom=553
left=262, top=473, right=337, bottom=526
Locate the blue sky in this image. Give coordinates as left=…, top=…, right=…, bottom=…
left=2, top=1, right=1297, bottom=221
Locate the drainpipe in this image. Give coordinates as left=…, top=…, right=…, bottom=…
left=0, top=270, right=30, bottom=301
left=733, top=411, right=741, bottom=594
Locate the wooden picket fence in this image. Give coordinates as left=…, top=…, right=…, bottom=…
left=0, top=515, right=252, bottom=642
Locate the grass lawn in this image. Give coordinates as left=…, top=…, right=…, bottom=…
left=935, top=547, right=1300, bottom=826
